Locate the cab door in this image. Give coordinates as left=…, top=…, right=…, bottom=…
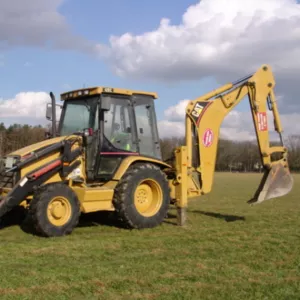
left=132, top=94, right=162, bottom=160
left=96, top=94, right=138, bottom=181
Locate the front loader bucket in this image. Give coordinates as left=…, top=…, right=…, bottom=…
left=248, top=163, right=293, bottom=205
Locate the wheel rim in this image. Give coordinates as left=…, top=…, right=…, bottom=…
left=47, top=196, right=72, bottom=226
left=134, top=178, right=163, bottom=217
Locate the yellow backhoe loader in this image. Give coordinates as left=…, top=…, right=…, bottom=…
left=0, top=64, right=293, bottom=237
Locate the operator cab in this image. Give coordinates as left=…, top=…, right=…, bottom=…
left=46, top=87, right=162, bottom=181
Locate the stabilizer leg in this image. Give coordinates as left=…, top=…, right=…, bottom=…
left=174, top=146, right=188, bottom=226
left=177, top=207, right=187, bottom=226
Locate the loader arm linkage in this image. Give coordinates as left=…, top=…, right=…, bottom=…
left=0, top=138, right=82, bottom=219
left=173, top=64, right=293, bottom=225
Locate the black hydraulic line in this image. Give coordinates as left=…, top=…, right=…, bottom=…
left=0, top=160, right=63, bottom=218
left=0, top=143, right=83, bottom=219
left=5, top=141, right=65, bottom=173
left=232, top=73, right=253, bottom=86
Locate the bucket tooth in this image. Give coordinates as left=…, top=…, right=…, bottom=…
left=248, top=163, right=293, bottom=205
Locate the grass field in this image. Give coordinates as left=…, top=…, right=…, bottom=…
left=0, top=172, right=299, bottom=300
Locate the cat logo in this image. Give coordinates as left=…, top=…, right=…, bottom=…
left=103, top=87, right=114, bottom=93
left=191, top=102, right=204, bottom=118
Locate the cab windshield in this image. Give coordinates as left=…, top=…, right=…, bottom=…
left=59, top=97, right=98, bottom=136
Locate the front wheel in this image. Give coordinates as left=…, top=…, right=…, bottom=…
left=113, top=163, right=170, bottom=229
left=26, top=183, right=81, bottom=237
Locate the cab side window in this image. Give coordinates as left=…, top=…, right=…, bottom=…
left=133, top=95, right=161, bottom=159
left=103, top=96, right=136, bottom=152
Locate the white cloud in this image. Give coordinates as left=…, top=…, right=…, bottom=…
left=103, top=0, right=300, bottom=79
left=220, top=127, right=255, bottom=141
left=158, top=120, right=185, bottom=138
left=1, top=92, right=296, bottom=143
left=158, top=99, right=300, bottom=141
left=0, top=92, right=61, bottom=125
left=164, top=99, right=190, bottom=121
left=100, top=0, right=300, bottom=113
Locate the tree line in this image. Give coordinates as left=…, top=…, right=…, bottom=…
left=0, top=123, right=46, bottom=156
left=0, top=123, right=299, bottom=172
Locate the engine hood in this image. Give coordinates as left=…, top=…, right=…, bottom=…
left=8, top=136, right=78, bottom=158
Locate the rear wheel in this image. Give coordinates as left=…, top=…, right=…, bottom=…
left=113, top=163, right=170, bottom=229
left=27, top=183, right=81, bottom=237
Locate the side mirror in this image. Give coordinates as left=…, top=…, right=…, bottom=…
left=45, top=102, right=62, bottom=120
left=101, top=97, right=111, bottom=111
left=46, top=103, right=53, bottom=120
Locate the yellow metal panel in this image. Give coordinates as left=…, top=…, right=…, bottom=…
left=60, top=86, right=158, bottom=100
left=174, top=146, right=188, bottom=208
left=184, top=64, right=279, bottom=194
left=172, top=63, right=292, bottom=209
left=19, top=138, right=82, bottom=180
left=1, top=136, right=85, bottom=206
left=168, top=180, right=175, bottom=200
left=187, top=173, right=202, bottom=197
left=72, top=186, right=115, bottom=213
left=113, top=156, right=171, bottom=180
left=10, top=136, right=67, bottom=156
left=81, top=201, right=115, bottom=213
left=101, top=180, right=118, bottom=190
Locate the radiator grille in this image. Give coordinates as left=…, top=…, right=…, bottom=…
left=0, top=170, right=15, bottom=188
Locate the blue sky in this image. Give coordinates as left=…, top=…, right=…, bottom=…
left=0, top=0, right=229, bottom=122
left=0, top=0, right=299, bottom=140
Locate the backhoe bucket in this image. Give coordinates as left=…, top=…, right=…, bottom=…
left=248, top=163, right=293, bottom=205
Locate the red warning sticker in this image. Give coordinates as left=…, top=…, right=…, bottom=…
left=257, top=112, right=268, bottom=131
left=202, top=128, right=214, bottom=147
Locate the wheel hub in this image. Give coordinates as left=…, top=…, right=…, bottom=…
left=50, top=202, right=65, bottom=219
left=134, top=179, right=163, bottom=217
left=136, top=184, right=151, bottom=204
left=47, top=196, right=71, bottom=226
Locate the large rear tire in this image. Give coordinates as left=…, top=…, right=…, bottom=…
left=113, top=163, right=170, bottom=229
left=26, top=183, right=81, bottom=237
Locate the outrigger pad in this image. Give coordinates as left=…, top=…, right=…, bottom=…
left=248, top=163, right=294, bottom=205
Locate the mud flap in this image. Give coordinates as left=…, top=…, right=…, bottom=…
left=248, top=163, right=294, bottom=205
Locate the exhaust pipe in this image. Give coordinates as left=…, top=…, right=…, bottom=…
left=50, top=92, right=56, bottom=138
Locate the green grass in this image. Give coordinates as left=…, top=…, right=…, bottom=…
left=0, top=172, right=299, bottom=300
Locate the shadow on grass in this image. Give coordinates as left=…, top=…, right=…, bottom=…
left=77, top=211, right=122, bottom=228
left=192, top=210, right=246, bottom=222
left=0, top=207, right=243, bottom=235
left=164, top=210, right=245, bottom=224
left=0, top=207, right=27, bottom=230
left=0, top=208, right=124, bottom=236
left=80, top=211, right=181, bottom=227
left=0, top=208, right=181, bottom=235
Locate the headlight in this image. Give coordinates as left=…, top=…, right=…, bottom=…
left=4, top=156, right=18, bottom=169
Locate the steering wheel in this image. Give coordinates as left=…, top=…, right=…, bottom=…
left=113, top=123, right=120, bottom=131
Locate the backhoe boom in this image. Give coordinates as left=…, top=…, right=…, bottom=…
left=174, top=64, right=293, bottom=225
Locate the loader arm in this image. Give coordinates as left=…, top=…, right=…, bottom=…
left=174, top=64, right=293, bottom=225
left=0, top=137, right=83, bottom=219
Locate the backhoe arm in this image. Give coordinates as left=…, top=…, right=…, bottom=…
left=174, top=64, right=293, bottom=225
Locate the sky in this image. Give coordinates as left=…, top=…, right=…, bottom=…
left=0, top=0, right=300, bottom=141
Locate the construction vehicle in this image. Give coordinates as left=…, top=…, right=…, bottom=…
left=0, top=64, right=293, bottom=237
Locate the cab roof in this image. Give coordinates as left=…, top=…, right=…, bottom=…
left=60, top=86, right=158, bottom=100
